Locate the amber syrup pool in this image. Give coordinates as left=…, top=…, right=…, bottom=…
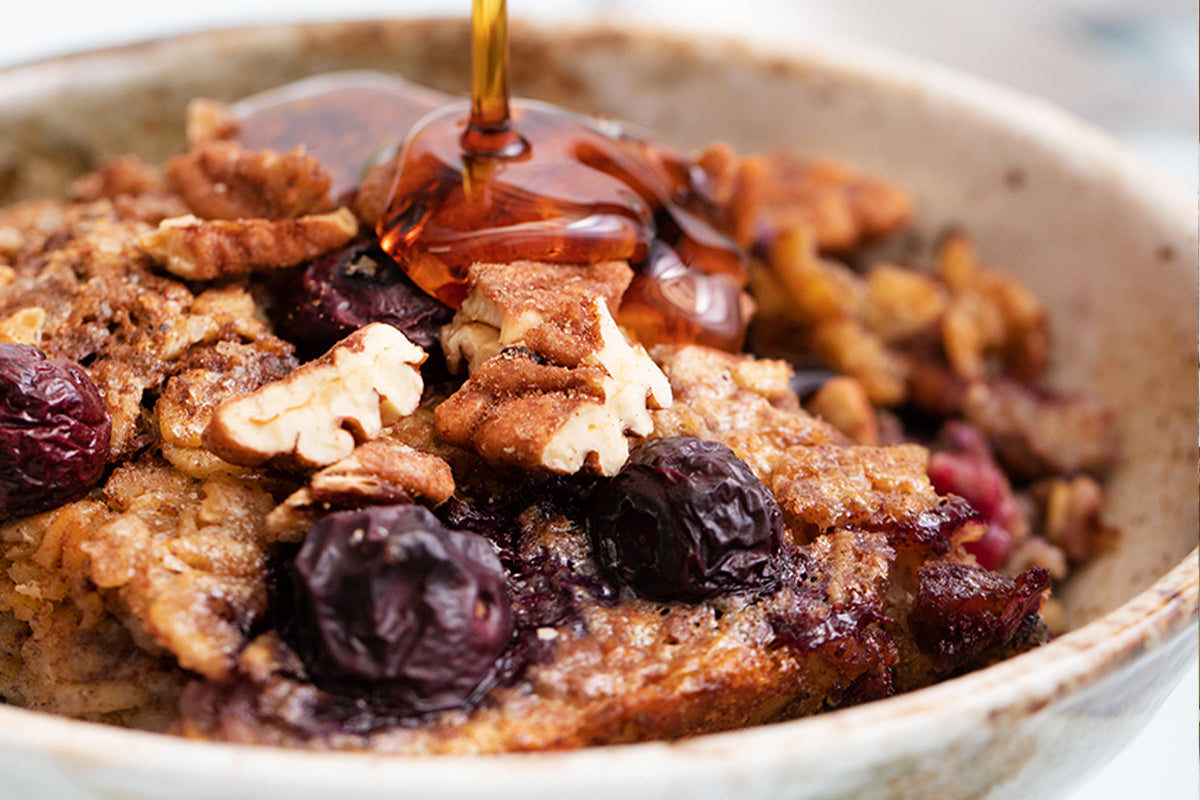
left=371, top=0, right=751, bottom=350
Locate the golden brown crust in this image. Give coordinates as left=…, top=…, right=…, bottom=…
left=770, top=443, right=939, bottom=539
left=649, top=344, right=841, bottom=480
left=265, top=440, right=455, bottom=540
left=174, top=519, right=900, bottom=753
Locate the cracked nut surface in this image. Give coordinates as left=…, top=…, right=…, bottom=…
left=138, top=207, right=357, bottom=281
left=437, top=288, right=671, bottom=476
left=441, top=259, right=631, bottom=374
left=204, top=322, right=425, bottom=469
left=265, top=439, right=455, bottom=539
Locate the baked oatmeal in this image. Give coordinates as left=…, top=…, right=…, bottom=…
left=0, top=70, right=1116, bottom=748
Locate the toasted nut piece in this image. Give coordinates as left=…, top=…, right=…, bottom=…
left=265, top=440, right=455, bottom=540
left=137, top=207, right=357, bottom=281
left=203, top=323, right=425, bottom=470
left=441, top=260, right=632, bottom=374
left=437, top=295, right=671, bottom=476
left=68, top=155, right=169, bottom=202
left=166, top=141, right=334, bottom=221
left=728, top=153, right=912, bottom=251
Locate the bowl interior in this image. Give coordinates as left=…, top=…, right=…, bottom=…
left=0, top=18, right=1195, bottom=800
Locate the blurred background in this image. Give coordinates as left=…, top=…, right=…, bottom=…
left=3, top=2, right=1197, bottom=798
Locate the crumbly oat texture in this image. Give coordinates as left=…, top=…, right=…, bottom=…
left=0, top=98, right=1115, bottom=752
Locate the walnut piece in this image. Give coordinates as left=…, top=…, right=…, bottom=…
left=204, top=323, right=426, bottom=470
left=137, top=207, right=357, bottom=281
left=437, top=284, right=671, bottom=476
left=265, top=440, right=455, bottom=540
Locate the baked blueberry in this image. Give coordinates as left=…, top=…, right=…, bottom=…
left=587, top=436, right=784, bottom=601
left=290, top=504, right=513, bottom=714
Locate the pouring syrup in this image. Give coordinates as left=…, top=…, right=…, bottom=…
left=376, top=0, right=751, bottom=350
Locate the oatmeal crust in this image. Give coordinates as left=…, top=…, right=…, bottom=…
left=649, top=344, right=841, bottom=481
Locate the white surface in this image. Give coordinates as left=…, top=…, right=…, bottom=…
left=1, top=2, right=1196, bottom=799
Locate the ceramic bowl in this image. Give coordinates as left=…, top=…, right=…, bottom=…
left=0, top=18, right=1194, bottom=800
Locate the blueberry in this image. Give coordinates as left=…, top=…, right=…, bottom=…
left=274, top=241, right=453, bottom=358
left=290, top=504, right=513, bottom=715
left=0, top=344, right=110, bottom=518
left=586, top=437, right=784, bottom=601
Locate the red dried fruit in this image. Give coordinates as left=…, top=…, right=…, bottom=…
left=290, top=504, right=513, bottom=715
left=587, top=436, right=784, bottom=602
left=0, top=344, right=110, bottom=518
left=909, top=560, right=1050, bottom=672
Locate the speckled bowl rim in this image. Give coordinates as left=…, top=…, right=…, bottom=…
left=0, top=19, right=1195, bottom=798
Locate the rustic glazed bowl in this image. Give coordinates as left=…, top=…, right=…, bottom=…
left=0, top=18, right=1195, bottom=800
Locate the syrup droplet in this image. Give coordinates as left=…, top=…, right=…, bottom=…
left=231, top=71, right=453, bottom=199
left=376, top=3, right=751, bottom=350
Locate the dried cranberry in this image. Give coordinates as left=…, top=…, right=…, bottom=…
left=909, top=561, right=1050, bottom=672
left=587, top=437, right=784, bottom=601
left=0, top=344, right=110, bottom=518
left=274, top=241, right=453, bottom=358
left=290, top=504, right=513, bottom=715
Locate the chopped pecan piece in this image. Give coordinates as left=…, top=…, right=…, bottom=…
left=184, top=98, right=240, bottom=146
left=68, top=156, right=170, bottom=202
left=806, top=375, right=879, bottom=445
left=265, top=440, right=455, bottom=540
left=441, top=259, right=632, bottom=374
left=166, top=140, right=334, bottom=221
left=138, top=207, right=358, bottom=281
left=937, top=234, right=1048, bottom=383
left=204, top=323, right=425, bottom=470
left=157, top=337, right=298, bottom=479
left=1034, top=474, right=1117, bottom=562
left=437, top=287, right=671, bottom=476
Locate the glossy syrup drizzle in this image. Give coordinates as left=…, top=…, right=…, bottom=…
left=376, top=2, right=751, bottom=350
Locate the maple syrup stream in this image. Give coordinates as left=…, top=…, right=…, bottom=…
left=236, top=4, right=752, bottom=351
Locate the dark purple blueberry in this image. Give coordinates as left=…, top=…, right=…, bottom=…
left=586, top=437, right=784, bottom=602
left=0, top=344, right=110, bottom=518
left=274, top=241, right=453, bottom=357
left=290, top=504, right=513, bottom=715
